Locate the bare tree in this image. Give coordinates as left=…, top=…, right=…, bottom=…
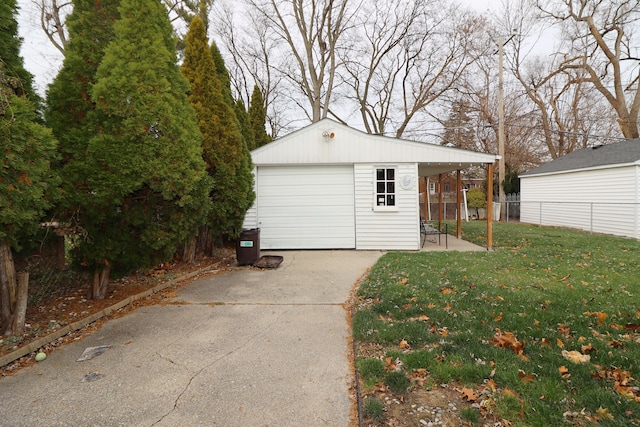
left=241, top=0, right=360, bottom=123
left=340, top=0, right=487, bottom=137
left=536, top=0, right=640, bottom=139
left=35, top=0, right=71, bottom=54
left=212, top=2, right=290, bottom=137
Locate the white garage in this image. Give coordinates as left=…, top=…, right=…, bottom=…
left=243, top=119, right=498, bottom=250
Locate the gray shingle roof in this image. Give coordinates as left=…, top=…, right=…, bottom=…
left=521, top=138, right=640, bottom=176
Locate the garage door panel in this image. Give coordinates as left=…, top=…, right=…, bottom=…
left=257, top=166, right=355, bottom=249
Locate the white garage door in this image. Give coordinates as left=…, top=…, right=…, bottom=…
left=257, top=166, right=355, bottom=249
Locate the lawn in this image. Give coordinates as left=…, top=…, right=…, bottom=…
left=353, top=222, right=640, bottom=426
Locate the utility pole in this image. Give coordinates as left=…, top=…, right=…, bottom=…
left=498, top=35, right=506, bottom=222
left=497, top=33, right=515, bottom=221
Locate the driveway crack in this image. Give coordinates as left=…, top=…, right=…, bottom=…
left=149, top=307, right=290, bottom=426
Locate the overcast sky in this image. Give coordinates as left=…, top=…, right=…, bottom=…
left=16, top=0, right=498, bottom=96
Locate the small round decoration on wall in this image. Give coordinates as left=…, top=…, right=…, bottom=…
left=400, top=175, right=416, bottom=190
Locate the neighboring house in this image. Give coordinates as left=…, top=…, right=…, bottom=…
left=242, top=119, right=497, bottom=250
left=520, top=139, right=640, bottom=239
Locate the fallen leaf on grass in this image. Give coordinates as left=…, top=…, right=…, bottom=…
left=398, top=277, right=409, bottom=285
left=624, top=323, right=640, bottom=332
left=608, top=339, right=625, bottom=348
left=584, top=311, right=608, bottom=326
left=399, top=339, right=410, bottom=349
left=492, top=329, right=527, bottom=360
left=518, top=370, right=535, bottom=383
left=581, top=343, right=595, bottom=354
left=595, top=406, right=614, bottom=421
left=562, top=350, right=591, bottom=364
left=460, top=387, right=477, bottom=401
left=559, top=366, right=571, bottom=379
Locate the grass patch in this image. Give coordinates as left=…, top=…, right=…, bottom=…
left=353, top=222, right=640, bottom=426
left=362, top=395, right=385, bottom=420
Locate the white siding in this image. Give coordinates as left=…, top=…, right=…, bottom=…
left=355, top=163, right=420, bottom=250
left=521, top=165, right=640, bottom=239
left=256, top=165, right=355, bottom=249
left=251, top=119, right=496, bottom=172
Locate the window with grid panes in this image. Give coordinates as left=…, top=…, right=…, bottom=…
left=375, top=168, right=396, bottom=207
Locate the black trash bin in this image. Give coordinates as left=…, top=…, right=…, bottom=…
left=236, top=228, right=260, bottom=266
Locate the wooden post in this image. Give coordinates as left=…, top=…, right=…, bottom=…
left=438, top=174, right=444, bottom=230
left=11, top=273, right=29, bottom=335
left=487, top=163, right=494, bottom=250
left=456, top=170, right=462, bottom=239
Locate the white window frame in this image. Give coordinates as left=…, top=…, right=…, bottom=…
left=373, top=166, right=398, bottom=211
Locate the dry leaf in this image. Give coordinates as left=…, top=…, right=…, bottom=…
left=562, top=350, right=591, bottom=364
left=596, top=406, right=614, bottom=421
left=398, top=277, right=409, bottom=285
left=559, top=366, right=571, bottom=379
left=399, top=339, right=410, bottom=349
left=557, top=338, right=565, bottom=349
left=460, top=387, right=477, bottom=401
left=584, top=311, right=608, bottom=326
left=608, top=340, right=625, bottom=348
left=581, top=343, right=595, bottom=354
left=502, top=388, right=518, bottom=398
left=485, top=379, right=497, bottom=391
left=541, top=338, right=551, bottom=347
left=624, top=323, right=640, bottom=332
left=518, top=370, right=535, bottom=383
left=440, top=287, right=452, bottom=294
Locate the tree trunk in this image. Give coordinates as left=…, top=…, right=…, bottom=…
left=88, top=264, right=111, bottom=300
left=0, top=242, right=17, bottom=333
left=11, top=273, right=29, bottom=335
left=183, top=236, right=197, bottom=263
left=196, top=225, right=213, bottom=257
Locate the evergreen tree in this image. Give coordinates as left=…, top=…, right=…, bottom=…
left=72, top=0, right=212, bottom=298
left=248, top=84, right=271, bottom=149
left=0, top=0, right=39, bottom=103
left=46, top=0, right=120, bottom=168
left=1, top=83, right=59, bottom=334
left=234, top=98, right=256, bottom=152
left=181, top=16, right=254, bottom=249
left=210, top=41, right=234, bottom=106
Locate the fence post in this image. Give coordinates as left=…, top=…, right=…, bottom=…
left=539, top=202, right=542, bottom=226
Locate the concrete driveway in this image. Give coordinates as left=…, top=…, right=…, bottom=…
left=0, top=250, right=382, bottom=427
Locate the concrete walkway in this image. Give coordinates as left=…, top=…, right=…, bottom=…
left=0, top=250, right=382, bottom=427
left=420, top=235, right=487, bottom=252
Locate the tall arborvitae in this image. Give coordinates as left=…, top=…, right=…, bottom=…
left=210, top=41, right=234, bottom=106
left=1, top=25, right=58, bottom=334
left=0, top=0, right=40, bottom=103
left=70, top=0, right=212, bottom=298
left=46, top=0, right=120, bottom=187
left=234, top=98, right=256, bottom=152
left=209, top=41, right=255, bottom=236
left=182, top=17, right=254, bottom=249
left=248, top=84, right=272, bottom=149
